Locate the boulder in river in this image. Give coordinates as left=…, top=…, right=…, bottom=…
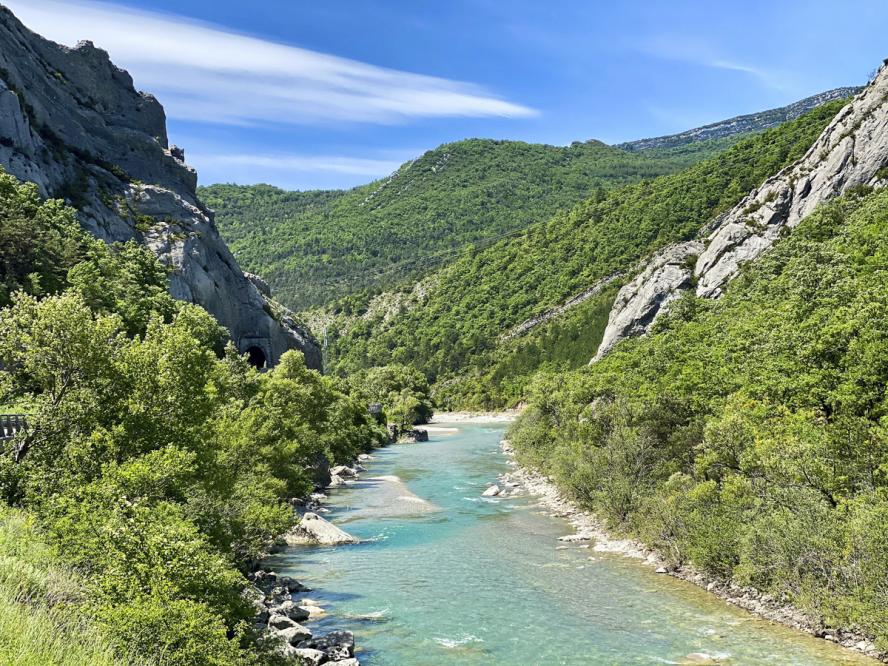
left=286, top=512, right=358, bottom=545
left=299, top=630, right=355, bottom=660
left=268, top=614, right=297, bottom=630
left=270, top=600, right=311, bottom=622
left=277, top=622, right=312, bottom=645
left=331, top=465, right=359, bottom=478
left=401, top=428, right=429, bottom=442
left=290, top=648, right=326, bottom=665
left=482, top=485, right=501, bottom=497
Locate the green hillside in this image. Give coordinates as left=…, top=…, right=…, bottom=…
left=318, top=100, right=846, bottom=408
left=202, top=136, right=740, bottom=309
left=509, top=185, right=888, bottom=649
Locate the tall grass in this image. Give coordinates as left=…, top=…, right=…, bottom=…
left=0, top=506, right=139, bottom=665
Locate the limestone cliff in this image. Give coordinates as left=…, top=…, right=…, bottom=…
left=0, top=6, right=320, bottom=369
left=594, top=62, right=888, bottom=361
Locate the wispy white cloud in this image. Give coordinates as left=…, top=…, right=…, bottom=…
left=4, top=0, right=537, bottom=126
left=638, top=36, right=791, bottom=92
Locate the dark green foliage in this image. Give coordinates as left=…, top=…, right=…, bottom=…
left=322, top=101, right=845, bottom=407
left=0, top=170, right=86, bottom=306
left=509, top=189, right=888, bottom=647
left=203, top=137, right=738, bottom=309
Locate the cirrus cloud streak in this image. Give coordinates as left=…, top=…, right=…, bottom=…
left=4, top=0, right=538, bottom=126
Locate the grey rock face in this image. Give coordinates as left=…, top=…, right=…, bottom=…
left=593, top=63, right=888, bottom=361
left=593, top=242, right=704, bottom=361
left=696, top=64, right=888, bottom=297
left=0, top=7, right=320, bottom=369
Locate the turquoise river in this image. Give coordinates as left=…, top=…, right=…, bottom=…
left=268, top=422, right=874, bottom=665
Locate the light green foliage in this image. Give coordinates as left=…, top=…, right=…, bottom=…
left=0, top=505, right=141, bottom=666
left=510, top=188, right=888, bottom=646
left=322, top=101, right=845, bottom=407
left=68, top=239, right=181, bottom=337
left=348, top=364, right=434, bottom=428
left=0, top=175, right=384, bottom=664
left=202, top=136, right=739, bottom=309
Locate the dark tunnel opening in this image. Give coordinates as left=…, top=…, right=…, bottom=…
left=246, top=346, right=267, bottom=369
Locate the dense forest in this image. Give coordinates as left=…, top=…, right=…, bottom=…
left=317, top=100, right=847, bottom=408
left=509, top=186, right=888, bottom=648
left=203, top=136, right=741, bottom=309
left=0, top=170, right=391, bottom=664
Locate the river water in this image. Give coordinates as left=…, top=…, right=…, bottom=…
left=268, top=423, right=873, bottom=665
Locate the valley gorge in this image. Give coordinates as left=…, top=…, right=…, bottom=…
left=0, top=2, right=886, bottom=665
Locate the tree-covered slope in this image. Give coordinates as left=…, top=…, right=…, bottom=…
left=0, top=167, right=386, bottom=664
left=319, top=100, right=847, bottom=407
left=202, top=137, right=739, bottom=309
left=509, top=186, right=888, bottom=652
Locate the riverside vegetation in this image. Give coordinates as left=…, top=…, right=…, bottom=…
left=0, top=170, right=394, bottom=664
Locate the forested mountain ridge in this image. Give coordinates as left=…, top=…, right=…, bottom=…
left=316, top=99, right=850, bottom=408
left=204, top=88, right=857, bottom=313
left=203, top=137, right=738, bottom=310
left=595, top=65, right=888, bottom=360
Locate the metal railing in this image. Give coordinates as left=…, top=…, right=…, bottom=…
left=0, top=415, right=27, bottom=440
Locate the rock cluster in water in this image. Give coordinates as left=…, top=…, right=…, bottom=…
left=246, top=570, right=358, bottom=664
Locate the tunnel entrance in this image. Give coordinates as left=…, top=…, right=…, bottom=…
left=246, top=346, right=267, bottom=369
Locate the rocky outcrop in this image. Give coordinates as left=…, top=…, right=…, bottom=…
left=285, top=512, right=358, bottom=546
left=593, top=62, right=888, bottom=360
left=618, top=86, right=861, bottom=152
left=593, top=242, right=703, bottom=360
left=695, top=63, right=888, bottom=297
left=0, top=6, right=320, bottom=369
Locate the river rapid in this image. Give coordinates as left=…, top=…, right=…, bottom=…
left=267, top=423, right=873, bottom=665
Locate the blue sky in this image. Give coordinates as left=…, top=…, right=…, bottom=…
left=6, top=0, right=887, bottom=190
